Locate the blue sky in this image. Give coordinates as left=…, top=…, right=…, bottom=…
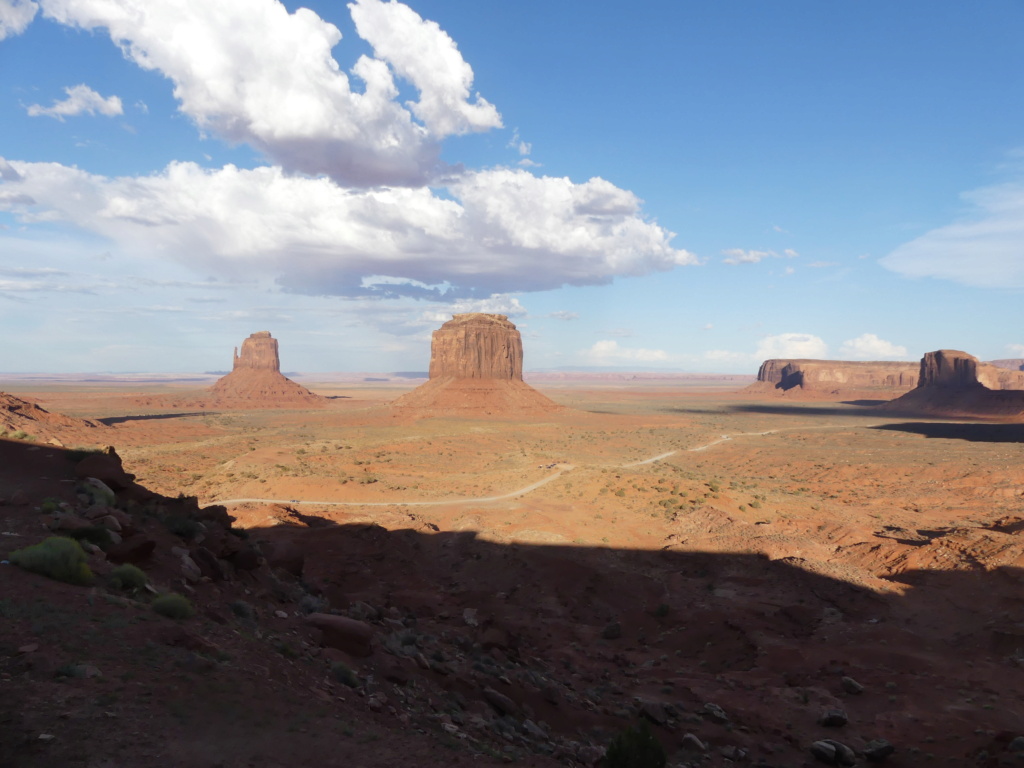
left=1, top=0, right=1023, bottom=373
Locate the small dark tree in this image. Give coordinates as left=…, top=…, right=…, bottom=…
left=604, top=721, right=666, bottom=768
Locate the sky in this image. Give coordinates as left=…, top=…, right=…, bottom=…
left=1, top=0, right=1023, bottom=374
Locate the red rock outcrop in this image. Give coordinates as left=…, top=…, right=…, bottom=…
left=747, top=359, right=918, bottom=398
left=0, top=391, right=104, bottom=444
left=885, top=350, right=1024, bottom=419
left=208, top=332, right=323, bottom=408
left=391, top=314, right=560, bottom=418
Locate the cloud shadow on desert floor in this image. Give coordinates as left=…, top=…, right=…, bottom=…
left=98, top=411, right=212, bottom=425
left=871, top=421, right=1024, bottom=443
left=661, top=402, right=890, bottom=419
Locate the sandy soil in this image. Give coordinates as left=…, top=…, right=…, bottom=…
left=2, top=380, right=1024, bottom=766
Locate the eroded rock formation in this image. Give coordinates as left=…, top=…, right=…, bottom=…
left=392, top=314, right=560, bottom=417
left=209, top=332, right=323, bottom=408
left=429, top=314, right=523, bottom=380
left=749, top=359, right=918, bottom=397
left=885, top=350, right=1024, bottom=419
left=232, top=331, right=280, bottom=372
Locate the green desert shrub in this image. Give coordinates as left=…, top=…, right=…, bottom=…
left=152, top=593, right=195, bottom=620
left=331, top=661, right=360, bottom=688
left=65, top=525, right=114, bottom=549
left=109, top=563, right=147, bottom=592
left=604, top=721, right=666, bottom=768
left=10, top=536, right=94, bottom=586
left=163, top=515, right=201, bottom=541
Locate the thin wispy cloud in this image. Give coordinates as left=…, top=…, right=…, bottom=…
left=26, top=84, right=122, bottom=120
left=881, top=182, right=1024, bottom=289
left=722, top=248, right=799, bottom=265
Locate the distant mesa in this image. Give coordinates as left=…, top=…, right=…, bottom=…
left=884, top=349, right=1024, bottom=420
left=747, top=359, right=918, bottom=399
left=391, top=313, right=561, bottom=418
left=208, top=332, right=324, bottom=408
left=986, top=358, right=1024, bottom=372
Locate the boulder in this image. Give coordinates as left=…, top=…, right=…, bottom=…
left=75, top=448, right=135, bottom=490
left=305, top=613, right=374, bottom=657
left=106, top=535, right=156, bottom=564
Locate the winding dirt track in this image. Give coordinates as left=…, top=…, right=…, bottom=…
left=213, top=423, right=885, bottom=509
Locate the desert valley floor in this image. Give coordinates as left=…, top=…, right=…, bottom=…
left=3, top=379, right=1024, bottom=767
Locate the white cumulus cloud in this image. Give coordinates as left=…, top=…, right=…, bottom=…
left=583, top=340, right=669, bottom=363
left=755, top=333, right=828, bottom=360
left=26, top=84, right=123, bottom=120
left=0, top=159, right=693, bottom=298
left=839, top=333, right=908, bottom=360
left=35, top=0, right=495, bottom=186
left=880, top=182, right=1024, bottom=289
left=0, top=0, right=37, bottom=40
left=348, top=0, right=501, bottom=137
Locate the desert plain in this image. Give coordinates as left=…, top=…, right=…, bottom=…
left=2, top=371, right=1024, bottom=768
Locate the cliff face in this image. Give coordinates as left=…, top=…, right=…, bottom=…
left=753, top=359, right=918, bottom=393
left=428, top=314, right=523, bottom=380
left=233, top=331, right=281, bottom=372
left=917, top=350, right=980, bottom=388
left=392, top=314, right=559, bottom=418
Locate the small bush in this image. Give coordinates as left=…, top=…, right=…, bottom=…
left=65, top=447, right=103, bottom=463
left=65, top=525, right=114, bottom=549
left=152, top=593, right=195, bottom=620
left=39, top=497, right=62, bottom=513
left=331, top=661, right=360, bottom=688
left=10, top=537, right=94, bottom=585
left=109, top=564, right=147, bottom=592
left=164, top=515, right=201, bottom=541
left=229, top=600, right=255, bottom=619
left=604, top=721, right=666, bottom=768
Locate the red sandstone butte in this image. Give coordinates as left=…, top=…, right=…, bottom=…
left=391, top=314, right=560, bottom=418
left=208, top=332, right=323, bottom=408
left=884, top=349, right=1024, bottom=420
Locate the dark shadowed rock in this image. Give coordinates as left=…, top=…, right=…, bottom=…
left=106, top=535, right=156, bottom=564
left=305, top=613, right=374, bottom=657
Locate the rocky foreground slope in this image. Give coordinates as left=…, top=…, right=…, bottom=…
left=0, top=391, right=104, bottom=445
